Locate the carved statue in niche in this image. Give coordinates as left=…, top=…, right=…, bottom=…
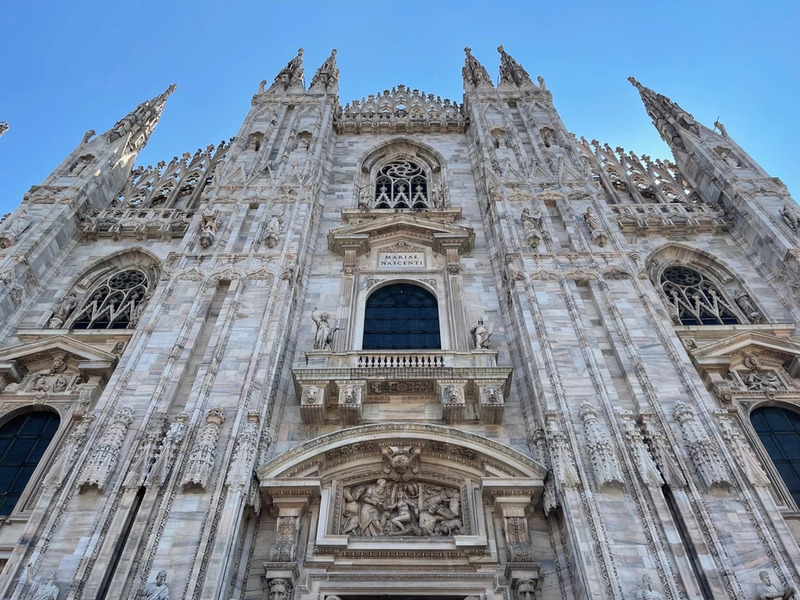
left=521, top=207, right=542, bottom=250
left=583, top=206, right=608, bottom=247
left=514, top=578, right=536, bottom=600
left=311, top=308, right=337, bottom=350
left=341, top=479, right=463, bottom=537
left=635, top=574, right=664, bottom=600
left=138, top=569, right=170, bottom=599
left=198, top=212, right=216, bottom=248
left=264, top=214, right=284, bottom=248
left=756, top=570, right=798, bottom=600
left=470, top=317, right=493, bottom=349
left=48, top=292, right=79, bottom=328
left=735, top=292, right=763, bottom=323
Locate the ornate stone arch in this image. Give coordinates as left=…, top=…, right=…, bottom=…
left=50, top=248, right=161, bottom=330
left=646, top=243, right=762, bottom=326
left=256, top=423, right=546, bottom=600
left=355, top=138, right=448, bottom=210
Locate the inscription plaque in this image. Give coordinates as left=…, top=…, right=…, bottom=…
left=378, top=252, right=425, bottom=269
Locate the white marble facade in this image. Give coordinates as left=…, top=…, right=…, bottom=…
left=0, top=47, right=798, bottom=600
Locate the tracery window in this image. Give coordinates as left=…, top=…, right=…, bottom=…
left=660, top=265, right=739, bottom=326
left=0, top=411, right=59, bottom=515
left=72, top=267, right=151, bottom=329
left=363, top=284, right=440, bottom=350
left=751, top=406, right=800, bottom=505
left=374, top=160, right=429, bottom=210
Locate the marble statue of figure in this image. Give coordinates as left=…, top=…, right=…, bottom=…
left=636, top=574, right=664, bottom=600
left=470, top=317, right=493, bottom=349
left=757, top=570, right=798, bottom=600
left=583, top=206, right=601, bottom=231
left=341, top=487, right=360, bottom=534
left=311, top=308, right=335, bottom=350
left=27, top=565, right=59, bottom=600
left=49, top=292, right=79, bottom=328
left=358, top=478, right=389, bottom=536
left=139, top=569, right=170, bottom=599
left=780, top=204, right=800, bottom=232
left=52, top=375, right=67, bottom=393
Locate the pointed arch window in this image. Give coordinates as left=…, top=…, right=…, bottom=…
left=751, top=406, right=800, bottom=505
left=0, top=411, right=59, bottom=515
left=660, top=265, right=739, bottom=326
left=363, top=284, right=440, bottom=350
left=374, top=160, right=429, bottom=210
left=72, top=267, right=151, bottom=329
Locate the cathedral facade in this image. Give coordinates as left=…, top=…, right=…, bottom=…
left=0, top=47, right=799, bottom=600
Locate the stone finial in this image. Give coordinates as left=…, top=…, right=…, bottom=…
left=271, top=48, right=305, bottom=92
left=462, top=47, right=493, bottom=88
left=497, top=45, right=533, bottom=87
left=310, top=48, right=339, bottom=93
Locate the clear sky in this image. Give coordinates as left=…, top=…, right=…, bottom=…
left=1, top=1, right=797, bottom=214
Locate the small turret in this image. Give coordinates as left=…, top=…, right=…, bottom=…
left=267, top=48, right=305, bottom=94
left=462, top=47, right=493, bottom=90
left=309, top=49, right=339, bottom=94
left=497, top=45, right=534, bottom=89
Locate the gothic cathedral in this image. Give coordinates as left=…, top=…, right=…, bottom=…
left=0, top=47, right=799, bottom=600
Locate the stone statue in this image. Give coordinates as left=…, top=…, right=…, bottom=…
left=521, top=207, right=542, bottom=249
left=311, top=308, right=336, bottom=350
left=341, top=487, right=360, bottom=534
left=735, top=292, right=762, bottom=323
left=470, top=317, right=493, bottom=349
left=780, top=204, right=800, bottom=233
left=264, top=214, right=283, bottom=248
left=514, top=578, right=536, bottom=600
left=129, top=294, right=151, bottom=328
left=199, top=213, right=217, bottom=248
left=714, top=119, right=729, bottom=138
left=636, top=574, right=664, bottom=600
left=48, top=292, right=78, bottom=328
left=139, top=569, right=170, bottom=599
left=757, top=570, right=798, bottom=600
left=583, top=206, right=608, bottom=246
left=52, top=375, right=67, bottom=393
left=27, top=565, right=59, bottom=600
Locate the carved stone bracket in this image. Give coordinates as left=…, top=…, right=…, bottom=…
left=300, top=382, right=328, bottom=424
left=439, top=380, right=466, bottom=423
left=477, top=380, right=505, bottom=424
left=336, top=380, right=365, bottom=425
left=482, top=478, right=540, bottom=564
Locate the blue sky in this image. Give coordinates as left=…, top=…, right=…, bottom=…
left=1, top=1, right=797, bottom=213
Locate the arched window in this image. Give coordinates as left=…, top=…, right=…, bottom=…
left=374, top=160, right=429, bottom=210
left=751, top=406, right=800, bottom=505
left=71, top=267, right=151, bottom=329
left=660, top=265, right=739, bottom=326
left=363, top=284, right=440, bottom=350
left=0, top=411, right=59, bottom=515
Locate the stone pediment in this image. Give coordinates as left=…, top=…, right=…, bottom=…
left=689, top=330, right=800, bottom=371
left=0, top=335, right=118, bottom=387
left=328, top=213, right=474, bottom=256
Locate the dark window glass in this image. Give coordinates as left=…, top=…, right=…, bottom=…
left=752, top=406, right=800, bottom=505
left=363, top=284, right=440, bottom=350
left=660, top=265, right=739, bottom=326
left=72, top=268, right=150, bottom=330
left=0, top=412, right=59, bottom=515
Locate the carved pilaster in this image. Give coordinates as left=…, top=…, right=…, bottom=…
left=43, top=415, right=94, bottom=490
left=225, top=411, right=260, bottom=492
left=715, top=409, right=770, bottom=487
left=146, top=412, right=187, bottom=488
left=618, top=410, right=663, bottom=489
left=674, top=401, right=732, bottom=490
left=482, top=479, right=541, bottom=564
left=78, top=406, right=134, bottom=492
left=182, top=406, right=224, bottom=490
left=438, top=380, right=466, bottom=423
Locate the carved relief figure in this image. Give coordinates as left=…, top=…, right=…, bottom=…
left=735, top=292, right=762, bottom=323
left=138, top=570, right=170, bottom=599
left=583, top=206, right=608, bottom=246
left=470, top=317, right=493, bottom=349
left=744, top=370, right=782, bottom=391
left=341, top=487, right=360, bottom=534
left=26, top=565, right=59, bottom=600
left=757, top=570, right=798, bottom=600
left=48, top=292, right=79, bottom=328
left=268, top=578, right=291, bottom=600
left=781, top=204, right=800, bottom=233
left=358, top=478, right=390, bottom=536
